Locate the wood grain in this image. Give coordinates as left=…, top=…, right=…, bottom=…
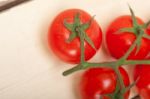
left=0, top=0, right=31, bottom=12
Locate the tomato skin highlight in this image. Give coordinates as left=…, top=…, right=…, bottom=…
left=106, top=15, right=150, bottom=60
left=134, top=63, right=150, bottom=99
left=79, top=67, right=130, bottom=99
left=48, top=9, right=102, bottom=64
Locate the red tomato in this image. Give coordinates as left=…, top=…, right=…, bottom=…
left=106, top=15, right=150, bottom=59
left=79, top=67, right=130, bottom=99
left=48, top=9, right=102, bottom=63
left=134, top=63, right=150, bottom=99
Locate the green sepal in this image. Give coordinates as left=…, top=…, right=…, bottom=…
left=67, top=31, right=78, bottom=42
left=74, top=13, right=80, bottom=25
left=122, top=77, right=140, bottom=93
left=64, top=19, right=74, bottom=31
left=143, top=33, right=150, bottom=39
left=63, top=13, right=81, bottom=42
left=63, top=13, right=97, bottom=50
left=128, top=4, right=138, bottom=27
left=82, top=30, right=97, bottom=50
left=81, top=15, right=95, bottom=30
left=115, top=27, right=134, bottom=34
left=140, top=20, right=150, bottom=29
left=64, top=20, right=78, bottom=42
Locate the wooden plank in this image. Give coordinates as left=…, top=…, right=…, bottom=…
left=0, top=0, right=31, bottom=12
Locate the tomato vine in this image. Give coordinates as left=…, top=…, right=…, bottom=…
left=62, top=6, right=150, bottom=99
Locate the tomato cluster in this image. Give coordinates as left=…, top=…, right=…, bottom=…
left=48, top=8, right=150, bottom=99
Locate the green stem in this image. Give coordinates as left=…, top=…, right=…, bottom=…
left=113, top=32, right=143, bottom=96
left=77, top=28, right=85, bottom=63
left=63, top=64, right=83, bottom=76
left=120, top=33, right=142, bottom=60
left=63, top=60, right=150, bottom=76
left=88, top=60, right=150, bottom=67
left=87, top=61, right=116, bottom=67
left=114, top=66, right=125, bottom=97
left=125, top=60, right=150, bottom=65
left=63, top=61, right=115, bottom=76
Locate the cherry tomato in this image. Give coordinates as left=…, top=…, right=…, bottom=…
left=106, top=15, right=150, bottom=59
left=48, top=9, right=102, bottom=63
left=134, top=62, right=150, bottom=99
left=79, top=67, right=130, bottom=99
